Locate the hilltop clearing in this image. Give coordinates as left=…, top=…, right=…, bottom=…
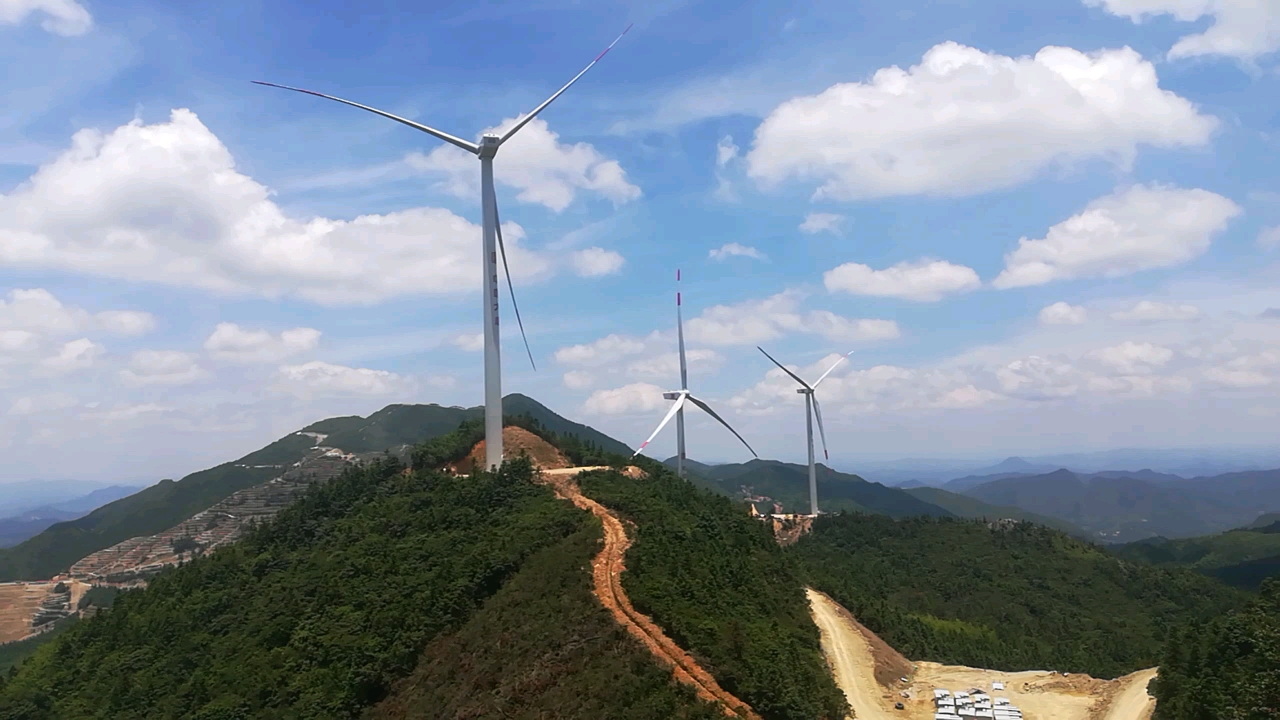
left=807, top=589, right=1157, bottom=720
left=792, top=512, right=1245, bottom=680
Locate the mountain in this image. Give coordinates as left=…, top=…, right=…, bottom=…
left=941, top=470, right=1038, bottom=493
left=0, top=510, right=80, bottom=549
left=903, top=486, right=1090, bottom=538
left=961, top=469, right=1249, bottom=543
left=0, top=394, right=629, bottom=582
left=1250, top=512, right=1280, bottom=530
left=1157, top=469, right=1280, bottom=517
left=1110, top=524, right=1280, bottom=591
left=0, top=480, right=136, bottom=519
left=792, top=511, right=1247, bottom=680
left=667, top=457, right=952, bottom=518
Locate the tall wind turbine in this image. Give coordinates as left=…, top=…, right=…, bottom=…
left=254, top=26, right=632, bottom=471
left=756, top=348, right=852, bottom=516
left=633, top=270, right=757, bottom=477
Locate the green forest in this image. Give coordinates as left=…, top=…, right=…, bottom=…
left=1152, top=578, right=1280, bottom=718
left=790, top=512, right=1247, bottom=679
left=1111, top=526, right=1280, bottom=591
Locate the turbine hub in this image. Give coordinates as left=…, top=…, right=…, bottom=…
left=662, top=391, right=682, bottom=400
left=478, top=134, right=500, bottom=159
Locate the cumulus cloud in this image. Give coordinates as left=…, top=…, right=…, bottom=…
left=0, top=0, right=92, bottom=36
left=554, top=333, right=650, bottom=366
left=1111, top=300, right=1200, bottom=323
left=451, top=333, right=485, bottom=352
left=824, top=259, right=981, bottom=302
left=35, top=338, right=102, bottom=376
left=408, top=117, right=640, bottom=212
left=0, top=289, right=152, bottom=337
left=582, top=382, right=667, bottom=415
left=570, top=247, right=625, bottom=277
left=746, top=42, right=1215, bottom=199
left=7, top=392, right=78, bottom=416
left=203, top=323, right=321, bottom=364
left=799, top=213, right=845, bottom=235
left=0, top=330, right=38, bottom=354
left=275, top=361, right=412, bottom=398
left=716, top=136, right=739, bottom=167
left=0, top=110, right=556, bottom=305
left=562, top=370, right=594, bottom=390
left=993, top=185, right=1240, bottom=288
left=625, top=349, right=724, bottom=380
left=1090, top=341, right=1174, bottom=375
left=686, top=290, right=899, bottom=345
left=1084, top=0, right=1280, bottom=60
left=119, top=350, right=208, bottom=387
left=94, top=310, right=156, bottom=336
left=1039, top=302, right=1089, bottom=325
left=708, top=243, right=766, bottom=261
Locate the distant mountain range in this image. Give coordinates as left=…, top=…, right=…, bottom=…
left=0, top=486, right=142, bottom=548
left=1111, top=519, right=1280, bottom=591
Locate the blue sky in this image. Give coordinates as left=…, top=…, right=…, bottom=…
left=2, top=0, right=1279, bottom=483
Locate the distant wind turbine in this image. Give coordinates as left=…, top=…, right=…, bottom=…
left=633, top=270, right=757, bottom=477
left=756, top=347, right=852, bottom=516
left=254, top=25, right=632, bottom=471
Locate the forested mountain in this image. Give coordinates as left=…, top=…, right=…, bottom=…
left=0, top=395, right=625, bottom=583
left=791, top=512, right=1246, bottom=679
left=961, top=469, right=1251, bottom=542
left=1152, top=578, right=1280, bottom=718
left=669, top=457, right=951, bottom=518
left=0, top=424, right=844, bottom=720
left=1111, top=524, right=1280, bottom=591
left=903, top=486, right=1090, bottom=538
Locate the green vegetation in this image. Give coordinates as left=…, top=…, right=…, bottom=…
left=791, top=512, right=1247, bottom=679
left=409, top=413, right=627, bottom=472
left=0, top=618, right=76, bottom=675
left=1111, top=526, right=1280, bottom=591
left=0, top=457, right=592, bottom=718
left=1152, top=578, right=1280, bottom=718
left=372, top=522, right=721, bottom=720
left=904, top=486, right=1090, bottom=538
left=579, top=462, right=849, bottom=720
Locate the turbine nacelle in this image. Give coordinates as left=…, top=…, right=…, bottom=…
left=663, top=391, right=684, bottom=400
left=478, top=134, right=501, bottom=159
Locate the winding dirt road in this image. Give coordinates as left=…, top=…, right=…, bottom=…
left=1095, top=669, right=1157, bottom=720
left=540, top=467, right=760, bottom=719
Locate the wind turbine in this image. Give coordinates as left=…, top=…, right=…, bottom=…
left=633, top=270, right=757, bottom=477
left=254, top=26, right=632, bottom=471
left=756, top=347, right=852, bottom=516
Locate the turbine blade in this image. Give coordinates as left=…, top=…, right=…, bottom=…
left=632, top=393, right=686, bottom=458
left=492, top=198, right=536, bottom=371
left=498, top=24, right=633, bottom=145
left=813, top=351, right=854, bottom=388
left=812, top=395, right=830, bottom=461
left=677, top=269, right=688, bottom=391
left=686, top=395, right=758, bottom=458
left=757, top=346, right=810, bottom=389
left=252, top=81, right=480, bottom=155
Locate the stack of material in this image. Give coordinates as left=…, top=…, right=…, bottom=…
left=933, top=686, right=1023, bottom=720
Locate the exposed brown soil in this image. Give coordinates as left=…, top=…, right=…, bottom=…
left=0, top=580, right=90, bottom=643
left=452, top=427, right=572, bottom=474
left=771, top=515, right=814, bottom=546
left=538, top=466, right=760, bottom=719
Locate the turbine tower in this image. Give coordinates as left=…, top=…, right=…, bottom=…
left=255, top=26, right=632, bottom=471
left=756, top=347, right=852, bottom=516
left=634, top=270, right=757, bottom=476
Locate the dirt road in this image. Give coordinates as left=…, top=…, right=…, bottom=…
left=807, top=588, right=892, bottom=720
left=540, top=467, right=759, bottom=719
left=1095, top=669, right=1157, bottom=720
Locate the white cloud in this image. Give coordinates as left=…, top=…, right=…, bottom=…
left=1084, top=0, right=1280, bottom=60
left=7, top=392, right=77, bottom=416
left=0, top=0, right=92, bottom=36
left=1039, top=302, right=1089, bottom=325
left=94, top=310, right=156, bottom=336
left=119, top=350, right=208, bottom=387
left=36, top=338, right=101, bottom=375
left=0, top=110, right=556, bottom=305
left=275, top=361, right=412, bottom=398
left=746, top=42, right=1215, bottom=199
left=1090, top=341, right=1175, bottom=375
left=824, top=259, right=981, bottom=302
left=451, top=333, right=485, bottom=352
left=708, top=243, right=766, bottom=261
left=1111, top=300, right=1200, bottom=323
left=562, top=370, right=594, bottom=390
left=81, top=403, right=171, bottom=422
left=408, top=117, right=641, bottom=212
left=686, top=290, right=899, bottom=345
left=0, top=330, right=38, bottom=354
left=625, top=349, right=724, bottom=380
left=1260, top=224, right=1280, bottom=250
left=799, top=213, right=844, bottom=235
left=716, top=135, right=739, bottom=167
left=204, top=323, right=321, bottom=363
left=582, top=382, right=667, bottom=415
left=570, top=247, right=625, bottom=277
left=554, top=333, right=650, bottom=366
left=0, top=289, right=152, bottom=338
left=993, top=185, right=1240, bottom=288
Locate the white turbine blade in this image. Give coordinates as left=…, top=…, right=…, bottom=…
left=498, top=24, right=633, bottom=145
left=812, top=395, right=830, bottom=461
left=492, top=196, right=535, bottom=371
left=632, top=393, right=686, bottom=458
left=676, top=269, right=688, bottom=391
left=686, top=395, right=758, bottom=458
left=813, top=351, right=854, bottom=388
left=757, top=346, right=810, bottom=389
left=252, top=81, right=480, bottom=154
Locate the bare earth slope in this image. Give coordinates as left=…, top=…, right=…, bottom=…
left=806, top=588, right=1157, bottom=720
left=540, top=467, right=760, bottom=719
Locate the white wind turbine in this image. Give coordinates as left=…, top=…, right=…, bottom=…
left=756, top=347, right=852, bottom=516
left=255, top=25, right=632, bottom=471
left=633, top=270, right=757, bottom=477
